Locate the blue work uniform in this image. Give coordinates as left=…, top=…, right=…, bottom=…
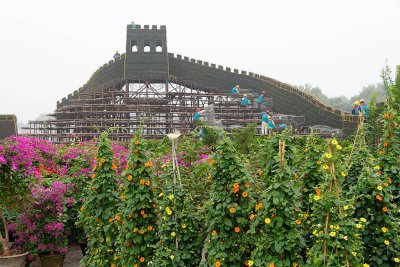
left=267, top=119, right=276, bottom=129
left=358, top=105, right=369, bottom=118
left=262, top=113, right=269, bottom=122
left=279, top=123, right=287, bottom=129
left=258, top=95, right=264, bottom=104
left=193, top=112, right=201, bottom=121
left=241, top=97, right=249, bottom=106
left=231, top=87, right=238, bottom=94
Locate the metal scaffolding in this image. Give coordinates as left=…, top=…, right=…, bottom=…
left=25, top=78, right=304, bottom=143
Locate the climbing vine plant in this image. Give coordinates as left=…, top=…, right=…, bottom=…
left=77, top=132, right=120, bottom=267
left=117, top=135, right=158, bottom=267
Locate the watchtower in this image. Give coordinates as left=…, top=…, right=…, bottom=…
left=125, top=23, right=169, bottom=80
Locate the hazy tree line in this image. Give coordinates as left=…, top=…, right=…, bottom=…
left=297, top=83, right=387, bottom=112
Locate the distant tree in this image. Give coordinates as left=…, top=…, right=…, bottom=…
left=297, top=83, right=387, bottom=112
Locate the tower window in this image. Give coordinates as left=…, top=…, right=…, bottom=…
left=144, top=40, right=151, bottom=52
left=156, top=40, right=163, bottom=52
left=131, top=40, right=138, bottom=52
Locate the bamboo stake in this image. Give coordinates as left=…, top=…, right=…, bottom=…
left=278, top=139, right=285, bottom=168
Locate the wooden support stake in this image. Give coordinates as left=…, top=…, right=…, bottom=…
left=278, top=139, right=286, bottom=168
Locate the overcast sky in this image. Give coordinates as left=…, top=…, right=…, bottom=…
left=0, top=0, right=399, bottom=123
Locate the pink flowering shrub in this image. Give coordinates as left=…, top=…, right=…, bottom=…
left=11, top=181, right=71, bottom=256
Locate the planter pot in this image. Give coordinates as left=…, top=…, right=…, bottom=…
left=0, top=252, right=29, bottom=267
left=39, top=253, right=65, bottom=267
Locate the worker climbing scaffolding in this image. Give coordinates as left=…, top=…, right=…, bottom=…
left=257, top=91, right=266, bottom=110
left=113, top=50, right=121, bottom=60
left=241, top=94, right=249, bottom=107
left=192, top=107, right=205, bottom=129
left=231, top=85, right=240, bottom=94
left=352, top=101, right=360, bottom=115
left=261, top=110, right=269, bottom=135
left=357, top=99, right=369, bottom=122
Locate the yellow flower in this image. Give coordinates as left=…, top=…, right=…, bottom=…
left=325, top=153, right=332, bottom=159
left=323, top=164, right=329, bottom=170
left=377, top=185, right=383, bottom=191
left=356, top=224, right=362, bottom=229
left=169, top=194, right=174, bottom=200
left=181, top=224, right=187, bottom=229
left=394, top=258, right=400, bottom=263
left=381, top=227, right=388, bottom=233
left=360, top=218, right=367, bottom=223
left=343, top=205, right=349, bottom=210
left=384, top=240, right=390, bottom=245
left=313, top=229, right=318, bottom=236
left=166, top=207, right=172, bottom=215
left=341, top=171, right=346, bottom=177
left=316, top=160, right=321, bottom=164
left=332, top=139, right=338, bottom=145
left=293, top=263, right=298, bottom=267
left=373, top=165, right=380, bottom=170
left=170, top=255, right=175, bottom=260
left=352, top=252, right=357, bottom=257
left=171, top=231, right=176, bottom=237
left=265, top=218, right=271, bottom=224
left=363, top=264, right=370, bottom=267
left=314, top=195, right=320, bottom=201
left=336, top=145, right=342, bottom=150
left=330, top=231, right=336, bottom=237
left=248, top=260, right=254, bottom=266
left=334, top=224, right=340, bottom=230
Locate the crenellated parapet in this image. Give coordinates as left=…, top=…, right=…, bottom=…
left=56, top=23, right=355, bottom=131
left=167, top=53, right=344, bottom=128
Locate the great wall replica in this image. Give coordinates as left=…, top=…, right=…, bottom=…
left=23, top=23, right=358, bottom=143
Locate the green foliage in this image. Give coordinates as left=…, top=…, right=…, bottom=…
left=231, top=123, right=256, bottom=154
left=77, top=132, right=120, bottom=267
left=197, top=121, right=222, bottom=147
left=250, top=133, right=306, bottom=266
left=155, top=168, right=204, bottom=266
left=306, top=138, right=364, bottom=266
left=298, top=83, right=387, bottom=112
left=117, top=135, right=158, bottom=267
left=201, top=138, right=254, bottom=267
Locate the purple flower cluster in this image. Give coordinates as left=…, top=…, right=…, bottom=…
left=0, top=136, right=59, bottom=178
left=11, top=181, right=71, bottom=255
left=0, top=145, right=6, bottom=164
left=158, top=145, right=213, bottom=168
left=111, top=142, right=129, bottom=175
